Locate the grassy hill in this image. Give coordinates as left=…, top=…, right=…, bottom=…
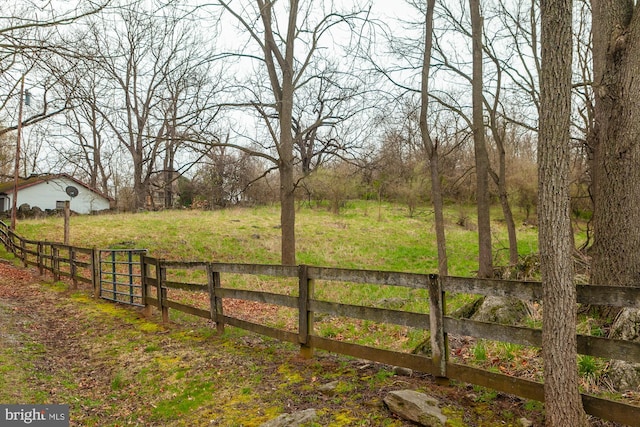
left=15, top=201, right=540, bottom=277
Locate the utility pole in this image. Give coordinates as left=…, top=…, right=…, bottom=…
left=11, top=76, right=26, bottom=231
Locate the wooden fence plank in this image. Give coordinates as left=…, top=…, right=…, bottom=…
left=309, top=300, right=428, bottom=328
left=165, top=300, right=210, bottom=319
left=308, top=335, right=440, bottom=377
left=163, top=280, right=208, bottom=292
left=445, top=318, right=542, bottom=347
left=446, top=363, right=545, bottom=402
left=211, top=263, right=298, bottom=277
left=217, top=288, right=298, bottom=308
left=223, top=316, right=298, bottom=344
left=577, top=334, right=640, bottom=363
left=577, top=284, right=640, bottom=308
left=307, top=266, right=428, bottom=288
left=447, top=363, right=640, bottom=425
left=582, top=394, right=640, bottom=426
left=161, top=260, right=209, bottom=270
left=446, top=318, right=640, bottom=362
left=442, top=276, right=543, bottom=301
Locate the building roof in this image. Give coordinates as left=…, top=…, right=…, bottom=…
left=0, top=173, right=113, bottom=201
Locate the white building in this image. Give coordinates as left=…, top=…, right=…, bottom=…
left=0, top=174, right=112, bottom=215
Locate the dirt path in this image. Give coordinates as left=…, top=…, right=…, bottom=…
left=0, top=260, right=551, bottom=426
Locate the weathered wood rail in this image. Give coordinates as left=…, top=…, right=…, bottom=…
left=0, top=222, right=96, bottom=288
left=1, top=220, right=639, bottom=425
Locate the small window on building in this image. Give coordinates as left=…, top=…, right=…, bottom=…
left=56, top=201, right=65, bottom=209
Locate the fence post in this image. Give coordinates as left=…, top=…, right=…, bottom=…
left=207, top=264, right=225, bottom=334
left=92, top=248, right=100, bottom=298
left=155, top=258, right=168, bottom=323
left=298, top=265, right=314, bottom=359
left=52, top=245, right=60, bottom=282
left=63, top=201, right=70, bottom=245
left=7, top=230, right=15, bottom=254
left=37, top=242, right=44, bottom=276
left=43, top=243, right=51, bottom=278
left=20, top=239, right=27, bottom=267
left=428, top=274, right=448, bottom=381
left=11, top=231, right=18, bottom=255
left=127, top=251, right=134, bottom=304
left=70, top=247, right=78, bottom=289
left=141, top=255, right=152, bottom=317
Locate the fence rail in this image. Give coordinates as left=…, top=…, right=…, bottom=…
left=1, top=221, right=639, bottom=425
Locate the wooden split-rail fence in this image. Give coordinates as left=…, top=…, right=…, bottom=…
left=1, top=220, right=640, bottom=425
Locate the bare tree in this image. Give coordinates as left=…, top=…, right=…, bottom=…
left=49, top=60, right=114, bottom=195
left=0, top=1, right=108, bottom=138
left=419, top=0, right=448, bottom=276
left=469, top=0, right=492, bottom=277
left=66, top=3, right=223, bottom=210
left=429, top=0, right=526, bottom=269
left=366, top=0, right=451, bottom=274
left=216, top=0, right=373, bottom=265
left=539, top=0, right=588, bottom=423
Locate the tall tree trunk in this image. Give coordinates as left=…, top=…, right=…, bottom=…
left=497, top=190, right=518, bottom=265
left=470, top=0, right=492, bottom=278
left=420, top=0, right=448, bottom=276
left=539, top=0, right=587, bottom=424
left=279, top=153, right=296, bottom=266
left=430, top=151, right=448, bottom=276
left=133, top=152, right=146, bottom=210
left=489, top=137, right=519, bottom=266
left=590, top=0, right=640, bottom=290
left=268, top=0, right=299, bottom=266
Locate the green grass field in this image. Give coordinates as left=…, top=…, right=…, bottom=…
left=11, top=200, right=544, bottom=354
left=14, top=200, right=540, bottom=277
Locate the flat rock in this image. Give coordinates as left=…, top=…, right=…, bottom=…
left=258, top=409, right=317, bottom=427
left=318, top=380, right=339, bottom=395
left=383, top=390, right=447, bottom=427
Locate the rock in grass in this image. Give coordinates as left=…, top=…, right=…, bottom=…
left=471, top=296, right=531, bottom=325
left=383, top=390, right=447, bottom=427
left=607, top=359, right=640, bottom=391
left=318, top=380, right=339, bottom=395
left=518, top=417, right=534, bottom=427
left=392, top=366, right=413, bottom=377
left=258, top=408, right=317, bottom=427
left=603, top=308, right=640, bottom=390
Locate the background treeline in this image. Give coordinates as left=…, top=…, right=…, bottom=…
left=0, top=0, right=577, bottom=220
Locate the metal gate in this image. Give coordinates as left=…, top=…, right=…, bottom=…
left=99, top=249, right=147, bottom=307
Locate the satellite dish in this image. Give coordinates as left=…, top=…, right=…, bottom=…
left=65, top=186, right=79, bottom=198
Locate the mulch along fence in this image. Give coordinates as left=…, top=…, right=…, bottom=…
left=1, top=221, right=640, bottom=425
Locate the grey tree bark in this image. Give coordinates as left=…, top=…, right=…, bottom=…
left=420, top=0, right=448, bottom=277
left=587, top=0, right=640, bottom=392
left=539, top=0, right=588, bottom=424
left=470, top=0, right=493, bottom=278
left=589, top=0, right=640, bottom=291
